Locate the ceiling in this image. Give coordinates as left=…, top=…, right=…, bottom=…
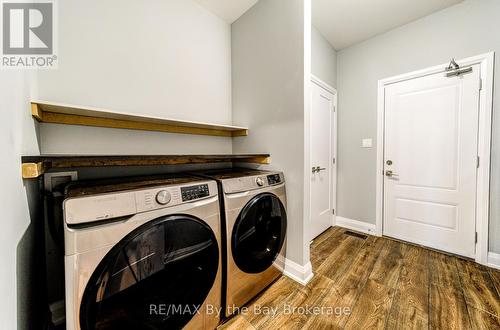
left=194, top=0, right=259, bottom=24
left=313, top=0, right=463, bottom=50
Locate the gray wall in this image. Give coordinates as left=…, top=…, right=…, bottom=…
left=312, top=25, right=337, bottom=88
left=0, top=71, right=40, bottom=328
left=232, top=0, right=309, bottom=265
left=336, top=0, right=500, bottom=253
left=37, top=0, right=233, bottom=155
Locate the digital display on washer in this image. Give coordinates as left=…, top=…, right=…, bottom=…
left=267, top=174, right=281, bottom=185
left=181, top=184, right=209, bottom=201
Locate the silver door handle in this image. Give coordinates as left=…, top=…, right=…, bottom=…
left=312, top=166, right=327, bottom=173
left=385, top=170, right=399, bottom=178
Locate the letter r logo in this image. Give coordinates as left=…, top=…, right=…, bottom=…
left=2, top=2, right=53, bottom=55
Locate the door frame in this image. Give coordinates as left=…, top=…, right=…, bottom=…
left=310, top=74, right=338, bottom=235
left=375, top=52, right=495, bottom=265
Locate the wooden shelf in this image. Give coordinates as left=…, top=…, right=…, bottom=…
left=21, top=154, right=270, bottom=179
left=31, top=101, right=249, bottom=137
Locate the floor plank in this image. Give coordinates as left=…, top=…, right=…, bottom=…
left=456, top=258, right=500, bottom=318
left=428, top=251, right=472, bottom=330
left=316, top=235, right=366, bottom=283
left=303, top=236, right=386, bottom=329
left=429, top=284, right=471, bottom=330
left=242, top=276, right=301, bottom=328
left=386, top=245, right=430, bottom=329
left=368, top=239, right=405, bottom=288
left=262, top=275, right=335, bottom=329
left=299, top=286, right=344, bottom=330
left=467, top=306, right=500, bottom=330
left=221, top=227, right=500, bottom=330
left=343, top=279, right=395, bottom=329
left=310, top=227, right=347, bottom=270
left=311, top=226, right=343, bottom=249
left=488, top=268, right=500, bottom=297
left=218, top=315, right=255, bottom=330
left=340, top=238, right=405, bottom=329
left=429, top=250, right=462, bottom=291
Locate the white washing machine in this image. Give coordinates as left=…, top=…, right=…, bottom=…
left=193, top=169, right=287, bottom=318
left=63, top=175, right=222, bottom=330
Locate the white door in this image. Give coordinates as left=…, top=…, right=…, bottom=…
left=310, top=79, right=336, bottom=240
left=383, top=65, right=481, bottom=258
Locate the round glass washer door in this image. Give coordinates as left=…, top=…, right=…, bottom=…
left=231, top=193, right=287, bottom=274
left=79, top=215, right=219, bottom=330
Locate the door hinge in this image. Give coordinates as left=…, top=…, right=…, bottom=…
left=333, top=106, right=336, bottom=112
left=479, top=78, right=483, bottom=91
left=477, top=156, right=480, bottom=168
left=475, top=232, right=478, bottom=244
left=333, top=157, right=336, bottom=165
left=332, top=209, right=335, bottom=215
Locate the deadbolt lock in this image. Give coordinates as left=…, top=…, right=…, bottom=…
left=386, top=160, right=393, bottom=165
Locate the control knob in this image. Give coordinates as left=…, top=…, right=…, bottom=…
left=256, top=177, right=265, bottom=187
left=156, top=190, right=171, bottom=205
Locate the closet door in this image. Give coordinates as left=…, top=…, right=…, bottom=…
left=310, top=79, right=337, bottom=240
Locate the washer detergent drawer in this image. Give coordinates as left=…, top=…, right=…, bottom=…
left=64, top=191, right=137, bottom=225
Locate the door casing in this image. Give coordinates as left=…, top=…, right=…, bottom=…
left=375, top=52, right=495, bottom=265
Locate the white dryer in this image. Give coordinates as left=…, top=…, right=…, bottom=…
left=193, top=169, right=287, bottom=318
left=63, top=175, right=222, bottom=330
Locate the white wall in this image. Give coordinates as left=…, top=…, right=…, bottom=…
left=232, top=0, right=311, bottom=266
left=36, top=0, right=233, bottom=155
left=4, top=1, right=234, bottom=327
left=2, top=0, right=313, bottom=326
left=336, top=0, right=500, bottom=253
left=39, top=125, right=232, bottom=155
left=0, top=71, right=39, bottom=329
left=311, top=25, right=337, bottom=88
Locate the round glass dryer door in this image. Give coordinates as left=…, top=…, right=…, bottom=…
left=231, top=193, right=287, bottom=273
left=80, top=215, right=219, bottom=330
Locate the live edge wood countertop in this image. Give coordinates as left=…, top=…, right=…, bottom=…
left=21, top=154, right=271, bottom=179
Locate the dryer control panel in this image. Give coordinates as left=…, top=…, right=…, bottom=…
left=267, top=174, right=281, bottom=185
left=223, top=172, right=285, bottom=194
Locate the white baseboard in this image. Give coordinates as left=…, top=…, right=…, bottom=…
left=335, top=216, right=377, bottom=236
left=487, top=252, right=500, bottom=270
left=284, top=259, right=313, bottom=286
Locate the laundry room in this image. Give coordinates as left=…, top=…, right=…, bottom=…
left=1, top=0, right=500, bottom=329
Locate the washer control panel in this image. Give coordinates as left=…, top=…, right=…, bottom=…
left=64, top=180, right=217, bottom=225
left=181, top=184, right=210, bottom=202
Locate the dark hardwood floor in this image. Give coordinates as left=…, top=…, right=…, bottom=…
left=219, top=227, right=500, bottom=329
